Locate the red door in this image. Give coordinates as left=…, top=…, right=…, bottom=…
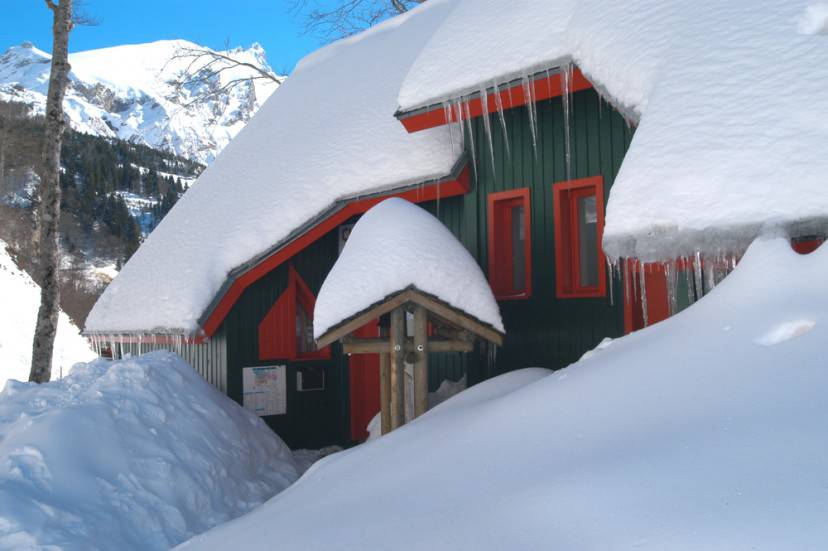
left=349, top=321, right=380, bottom=441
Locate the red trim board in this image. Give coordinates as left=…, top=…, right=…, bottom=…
left=398, top=68, right=592, bottom=133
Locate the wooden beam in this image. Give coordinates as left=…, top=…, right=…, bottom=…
left=316, top=290, right=411, bottom=349
left=413, top=304, right=428, bottom=418
left=378, top=325, right=390, bottom=435
left=342, top=339, right=473, bottom=354
left=408, top=291, right=504, bottom=346
left=389, top=307, right=405, bottom=430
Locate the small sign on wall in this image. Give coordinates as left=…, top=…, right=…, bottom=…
left=242, top=365, right=287, bottom=416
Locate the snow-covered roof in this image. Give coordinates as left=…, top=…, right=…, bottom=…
left=397, top=0, right=828, bottom=260
left=85, top=2, right=462, bottom=334
left=314, top=198, right=503, bottom=339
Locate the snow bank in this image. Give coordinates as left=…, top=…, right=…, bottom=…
left=0, top=351, right=298, bottom=550
left=85, top=2, right=461, bottom=334
left=314, top=198, right=502, bottom=338
left=182, top=236, right=828, bottom=549
left=0, top=240, right=95, bottom=385
left=397, top=0, right=828, bottom=260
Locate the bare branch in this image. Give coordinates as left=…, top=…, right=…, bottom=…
left=291, top=0, right=427, bottom=42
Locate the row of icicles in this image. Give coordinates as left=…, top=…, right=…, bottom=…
left=607, top=251, right=740, bottom=327
left=89, top=332, right=201, bottom=360
left=440, top=62, right=580, bottom=184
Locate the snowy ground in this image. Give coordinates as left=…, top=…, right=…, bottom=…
left=0, top=240, right=95, bottom=385
left=182, top=236, right=828, bottom=550
left=0, top=351, right=298, bottom=551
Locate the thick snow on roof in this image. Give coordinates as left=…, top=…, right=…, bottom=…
left=314, top=198, right=503, bottom=338
left=181, top=237, right=828, bottom=549
left=398, top=0, right=828, bottom=260
left=85, top=2, right=461, bottom=334
left=0, top=351, right=297, bottom=550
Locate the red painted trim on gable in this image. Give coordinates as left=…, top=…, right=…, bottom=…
left=552, top=176, right=606, bottom=299
left=487, top=188, right=532, bottom=300
left=257, top=265, right=332, bottom=361
left=202, top=167, right=471, bottom=337
left=399, top=68, right=592, bottom=133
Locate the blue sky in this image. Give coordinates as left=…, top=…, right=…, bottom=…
left=1, top=1, right=325, bottom=74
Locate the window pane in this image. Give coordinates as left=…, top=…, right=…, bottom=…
left=578, top=195, right=598, bottom=287
left=510, top=205, right=525, bottom=292
left=296, top=302, right=314, bottom=353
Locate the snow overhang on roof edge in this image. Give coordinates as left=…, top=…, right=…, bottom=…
left=196, top=156, right=471, bottom=336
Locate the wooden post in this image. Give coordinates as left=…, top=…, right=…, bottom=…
left=389, top=307, right=405, bottom=429
left=379, top=328, right=391, bottom=435
left=413, top=304, right=428, bottom=417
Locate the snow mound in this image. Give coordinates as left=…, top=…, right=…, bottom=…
left=85, top=3, right=461, bottom=334
left=397, top=0, right=828, bottom=261
left=314, top=198, right=502, bottom=338
left=0, top=351, right=298, bottom=551
left=0, top=240, right=95, bottom=385
left=182, top=236, right=828, bottom=549
left=798, top=4, right=828, bottom=34
left=754, top=319, right=816, bottom=346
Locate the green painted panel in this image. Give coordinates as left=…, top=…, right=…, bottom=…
left=425, top=88, right=634, bottom=376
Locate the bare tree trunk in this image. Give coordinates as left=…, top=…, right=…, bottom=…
left=29, top=0, right=73, bottom=383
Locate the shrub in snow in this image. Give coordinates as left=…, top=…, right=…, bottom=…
left=0, top=351, right=298, bottom=551
left=183, top=237, right=828, bottom=550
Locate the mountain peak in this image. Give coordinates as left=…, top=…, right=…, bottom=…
left=0, top=39, right=284, bottom=165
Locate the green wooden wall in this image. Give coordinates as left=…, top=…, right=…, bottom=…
left=424, top=87, right=634, bottom=375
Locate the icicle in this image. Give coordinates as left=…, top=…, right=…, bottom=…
left=684, top=258, right=696, bottom=306
left=606, top=257, right=614, bottom=306
left=623, top=259, right=632, bottom=306
left=561, top=64, right=573, bottom=180
left=492, top=83, right=511, bottom=162
left=639, top=261, right=649, bottom=327
left=521, top=76, right=538, bottom=157
left=462, top=100, right=478, bottom=181
left=693, top=251, right=704, bottom=301
left=479, top=87, right=496, bottom=175
left=704, top=255, right=716, bottom=294
left=664, top=261, right=678, bottom=316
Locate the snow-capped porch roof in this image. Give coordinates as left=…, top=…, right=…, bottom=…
left=314, top=198, right=504, bottom=341
left=84, top=0, right=462, bottom=334
left=396, top=0, right=828, bottom=260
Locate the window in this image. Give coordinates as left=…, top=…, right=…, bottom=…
left=258, top=265, right=331, bottom=361
left=553, top=176, right=606, bottom=298
left=487, top=188, right=532, bottom=299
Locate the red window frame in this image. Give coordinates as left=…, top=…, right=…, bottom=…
left=487, top=188, right=532, bottom=300
left=553, top=176, right=607, bottom=298
left=258, top=265, right=331, bottom=361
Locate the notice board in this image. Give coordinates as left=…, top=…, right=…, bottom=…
left=242, top=365, right=287, bottom=416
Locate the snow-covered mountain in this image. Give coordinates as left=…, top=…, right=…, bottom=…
left=0, top=240, right=95, bottom=385
left=0, top=40, right=283, bottom=165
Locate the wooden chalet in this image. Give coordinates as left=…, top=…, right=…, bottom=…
left=86, top=3, right=826, bottom=450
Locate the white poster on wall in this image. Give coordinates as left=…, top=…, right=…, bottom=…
left=242, top=365, right=287, bottom=416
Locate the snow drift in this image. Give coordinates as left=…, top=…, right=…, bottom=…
left=0, top=240, right=95, bottom=385
left=0, top=351, right=298, bottom=551
left=314, top=198, right=503, bottom=338
left=182, top=236, right=828, bottom=550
